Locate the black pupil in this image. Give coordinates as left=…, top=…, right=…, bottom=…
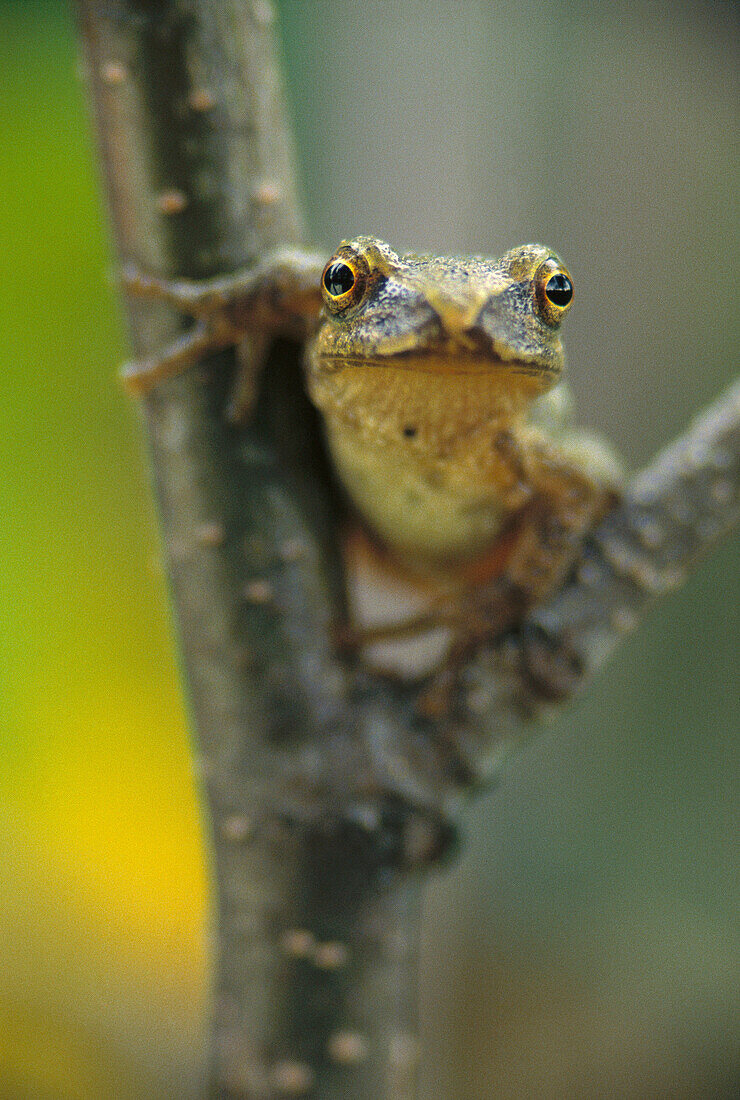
left=324, top=261, right=355, bottom=297
left=545, top=272, right=573, bottom=307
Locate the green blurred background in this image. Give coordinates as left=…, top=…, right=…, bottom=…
left=0, top=2, right=737, bottom=1097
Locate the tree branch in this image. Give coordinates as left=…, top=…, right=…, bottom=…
left=77, top=3, right=429, bottom=1098
left=451, top=378, right=740, bottom=782
left=76, top=2, right=740, bottom=1097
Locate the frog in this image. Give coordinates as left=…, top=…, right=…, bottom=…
left=122, top=237, right=622, bottom=687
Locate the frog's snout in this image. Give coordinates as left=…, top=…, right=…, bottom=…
left=423, top=285, right=489, bottom=342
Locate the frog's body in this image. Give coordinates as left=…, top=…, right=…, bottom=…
left=308, top=239, right=620, bottom=600
left=122, top=236, right=622, bottom=675
left=319, top=378, right=618, bottom=569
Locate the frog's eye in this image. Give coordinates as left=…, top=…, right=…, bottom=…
left=323, top=260, right=355, bottom=297
left=534, top=258, right=574, bottom=326
left=545, top=272, right=573, bottom=307
left=321, top=254, right=367, bottom=312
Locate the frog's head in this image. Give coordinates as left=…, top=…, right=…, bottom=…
left=315, top=236, right=573, bottom=393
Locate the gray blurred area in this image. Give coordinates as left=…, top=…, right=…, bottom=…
left=279, top=2, right=739, bottom=1097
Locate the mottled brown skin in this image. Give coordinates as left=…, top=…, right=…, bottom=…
left=122, top=238, right=621, bottom=681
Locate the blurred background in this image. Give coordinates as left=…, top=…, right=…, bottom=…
left=0, top=1, right=737, bottom=1097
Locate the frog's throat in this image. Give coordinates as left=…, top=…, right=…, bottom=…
left=325, top=417, right=510, bottom=564
left=307, top=356, right=551, bottom=456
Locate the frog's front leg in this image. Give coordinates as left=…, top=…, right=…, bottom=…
left=461, top=437, right=621, bottom=640
left=120, top=249, right=325, bottom=398
left=415, top=439, right=621, bottom=716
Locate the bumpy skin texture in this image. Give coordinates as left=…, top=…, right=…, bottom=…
left=122, top=237, right=622, bottom=658
left=312, top=237, right=567, bottom=377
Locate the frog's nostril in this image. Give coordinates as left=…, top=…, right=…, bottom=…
left=424, top=285, right=487, bottom=338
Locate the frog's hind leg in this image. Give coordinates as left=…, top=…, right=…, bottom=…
left=338, top=525, right=458, bottom=679
left=336, top=607, right=457, bottom=649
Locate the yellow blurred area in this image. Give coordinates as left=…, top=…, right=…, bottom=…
left=0, top=6, right=207, bottom=1096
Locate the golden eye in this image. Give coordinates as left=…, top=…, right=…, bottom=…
left=535, top=257, right=574, bottom=326
left=321, top=246, right=371, bottom=312
left=323, top=256, right=367, bottom=313
left=544, top=271, right=573, bottom=307
left=323, top=260, right=356, bottom=298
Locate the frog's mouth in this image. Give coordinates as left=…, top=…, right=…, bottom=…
left=318, top=348, right=560, bottom=384
left=309, top=349, right=556, bottom=440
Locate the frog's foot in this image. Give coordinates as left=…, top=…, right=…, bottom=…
left=121, top=262, right=256, bottom=317
left=120, top=322, right=229, bottom=394
left=120, top=265, right=253, bottom=394
left=122, top=251, right=325, bottom=325
left=119, top=252, right=324, bottom=397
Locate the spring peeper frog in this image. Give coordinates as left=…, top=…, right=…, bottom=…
left=122, top=237, right=621, bottom=675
